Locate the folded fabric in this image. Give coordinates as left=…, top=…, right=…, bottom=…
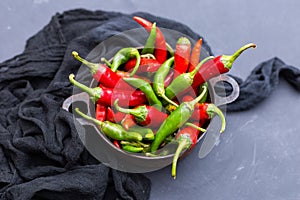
left=0, top=9, right=211, bottom=200
left=227, top=57, right=300, bottom=111
left=0, top=9, right=299, bottom=200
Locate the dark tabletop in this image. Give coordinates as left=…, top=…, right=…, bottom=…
left=1, top=0, right=300, bottom=199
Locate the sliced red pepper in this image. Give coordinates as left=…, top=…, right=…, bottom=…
left=188, top=38, right=203, bottom=72
left=174, top=37, right=191, bottom=78
left=133, top=16, right=167, bottom=63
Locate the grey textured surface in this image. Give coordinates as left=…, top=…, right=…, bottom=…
left=1, top=0, right=300, bottom=199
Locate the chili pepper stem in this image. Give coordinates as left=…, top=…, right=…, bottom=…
left=172, top=137, right=191, bottom=179
left=72, top=51, right=99, bottom=74
left=75, top=107, right=103, bottom=128
left=166, top=43, right=174, bottom=56
left=69, top=74, right=100, bottom=103
left=199, top=82, right=209, bottom=103
left=137, top=141, right=150, bottom=148
left=141, top=54, right=156, bottom=59
left=186, top=122, right=206, bottom=132
left=101, top=57, right=112, bottom=68
left=222, top=43, right=257, bottom=70
left=189, top=85, right=207, bottom=106
left=207, top=104, right=226, bottom=133
left=128, top=49, right=141, bottom=77
left=161, top=93, right=179, bottom=107
left=114, top=99, right=147, bottom=121
left=190, top=56, right=215, bottom=77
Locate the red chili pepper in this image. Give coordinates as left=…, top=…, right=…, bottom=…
left=95, top=104, right=107, bottom=122
left=69, top=74, right=147, bottom=107
left=121, top=114, right=137, bottom=130
left=192, top=43, right=256, bottom=89
left=165, top=56, right=214, bottom=101
left=164, top=71, right=174, bottom=88
left=72, top=51, right=133, bottom=91
left=181, top=95, right=194, bottom=102
left=106, top=107, right=126, bottom=123
left=124, top=58, right=161, bottom=74
left=172, top=122, right=204, bottom=178
left=113, top=140, right=121, bottom=149
left=174, top=37, right=191, bottom=78
left=114, top=100, right=168, bottom=127
left=191, top=103, right=226, bottom=132
left=114, top=70, right=152, bottom=84
left=106, top=107, right=115, bottom=122
left=133, top=16, right=167, bottom=63
left=188, top=38, right=203, bottom=72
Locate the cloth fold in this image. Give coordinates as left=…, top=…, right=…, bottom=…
left=0, top=8, right=299, bottom=200
left=227, top=57, right=300, bottom=111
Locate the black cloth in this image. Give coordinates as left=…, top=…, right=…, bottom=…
left=0, top=8, right=299, bottom=200
left=0, top=9, right=211, bottom=200
left=227, top=57, right=300, bottom=111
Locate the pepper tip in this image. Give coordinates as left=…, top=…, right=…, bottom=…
left=69, top=73, right=75, bottom=82
left=72, top=51, right=78, bottom=57
left=74, top=107, right=80, bottom=113
left=113, top=99, right=119, bottom=107
left=250, top=43, right=257, bottom=49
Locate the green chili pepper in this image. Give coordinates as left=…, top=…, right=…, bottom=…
left=123, top=77, right=162, bottom=110
left=75, top=108, right=142, bottom=142
left=150, top=86, right=207, bottom=152
left=109, top=47, right=141, bottom=76
left=120, top=141, right=150, bottom=148
left=165, top=56, right=214, bottom=100
left=153, top=57, right=178, bottom=107
left=128, top=126, right=155, bottom=140
left=142, top=23, right=156, bottom=55
left=122, top=145, right=144, bottom=153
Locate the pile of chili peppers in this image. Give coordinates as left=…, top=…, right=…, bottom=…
left=69, top=16, right=256, bottom=178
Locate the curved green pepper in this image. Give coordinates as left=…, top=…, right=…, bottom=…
left=109, top=47, right=141, bottom=77
left=150, top=86, right=207, bottom=152
left=75, top=108, right=142, bottom=142
left=123, top=77, right=162, bottom=110
left=153, top=57, right=178, bottom=107
left=165, top=56, right=214, bottom=100
left=142, top=22, right=156, bottom=55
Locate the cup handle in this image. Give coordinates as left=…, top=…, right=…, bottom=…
left=208, top=74, right=240, bottom=106
left=62, top=92, right=94, bottom=126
